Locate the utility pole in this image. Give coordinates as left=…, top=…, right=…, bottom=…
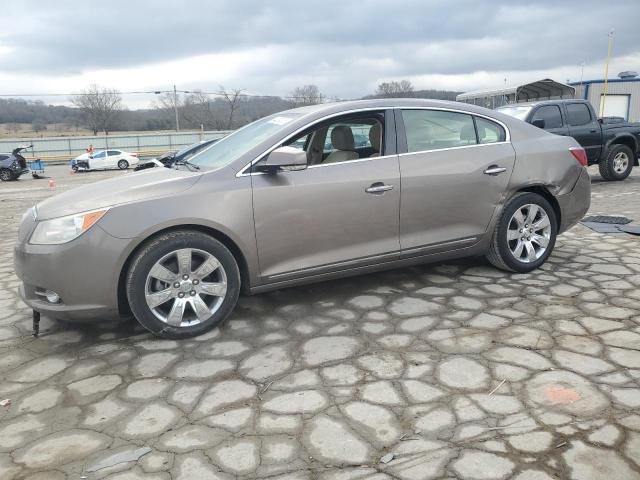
left=600, top=30, right=614, bottom=117
left=579, top=62, right=585, bottom=99
left=173, top=85, right=180, bottom=132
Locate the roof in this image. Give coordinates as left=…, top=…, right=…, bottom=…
left=568, top=77, right=640, bottom=85
left=495, top=99, right=590, bottom=109
left=456, top=79, right=575, bottom=101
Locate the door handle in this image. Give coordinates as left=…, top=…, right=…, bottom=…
left=365, top=182, right=394, bottom=194
left=589, top=129, right=597, bottom=133
left=484, top=166, right=507, bottom=175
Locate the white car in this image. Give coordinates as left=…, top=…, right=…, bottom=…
left=73, top=149, right=139, bottom=171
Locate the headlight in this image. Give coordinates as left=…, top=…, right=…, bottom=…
left=30, top=208, right=109, bottom=245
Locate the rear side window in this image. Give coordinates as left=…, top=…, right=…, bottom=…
left=402, top=110, right=477, bottom=152
left=475, top=117, right=506, bottom=144
left=532, top=105, right=563, bottom=129
left=566, top=103, right=592, bottom=126
left=107, top=150, right=120, bottom=156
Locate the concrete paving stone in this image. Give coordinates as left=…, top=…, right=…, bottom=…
left=8, top=356, right=70, bottom=383
left=82, top=395, right=131, bottom=427
left=173, top=453, right=229, bottom=480
left=507, top=431, right=553, bottom=452
left=467, top=312, right=511, bottom=329
left=158, top=424, right=226, bottom=452
left=16, top=387, right=62, bottom=413
left=303, top=415, right=370, bottom=464
left=120, top=402, right=181, bottom=438
left=426, top=328, right=492, bottom=353
left=357, top=352, right=404, bottom=379
left=257, top=413, right=302, bottom=434
left=195, top=340, right=251, bottom=357
left=209, top=438, right=260, bottom=474
left=341, top=401, right=400, bottom=445
left=388, top=297, right=443, bottom=316
left=470, top=394, right=524, bottom=415
left=124, top=379, right=171, bottom=401
left=451, top=449, right=515, bottom=480
left=588, top=424, right=620, bottom=446
left=173, top=358, right=235, bottom=380
left=400, top=380, right=445, bottom=403
left=301, top=336, right=362, bottom=366
left=262, top=390, right=328, bottom=414
left=387, top=439, right=454, bottom=479
left=412, top=406, right=455, bottom=433
left=437, top=357, right=489, bottom=390
left=203, top=407, right=252, bottom=432
left=360, top=381, right=404, bottom=405
left=513, top=471, right=556, bottom=480
left=139, top=451, right=173, bottom=473
left=562, top=440, right=640, bottom=480
left=320, top=364, right=363, bottom=385
left=626, top=431, right=640, bottom=467
left=193, top=380, right=256, bottom=417
left=168, top=383, right=205, bottom=411
left=486, top=347, right=553, bottom=370
left=261, top=436, right=299, bottom=463
left=131, top=352, right=180, bottom=377
left=13, top=429, right=111, bottom=469
left=272, top=369, right=321, bottom=390
left=552, top=350, right=615, bottom=375
left=607, top=387, right=640, bottom=408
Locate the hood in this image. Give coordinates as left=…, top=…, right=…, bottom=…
left=75, top=153, right=91, bottom=160
left=36, top=168, right=202, bottom=220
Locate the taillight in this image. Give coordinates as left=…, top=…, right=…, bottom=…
left=569, top=147, right=588, bottom=167
left=132, top=153, right=139, bottom=157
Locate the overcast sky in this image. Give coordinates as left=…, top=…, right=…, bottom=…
left=1, top=0, right=639, bottom=108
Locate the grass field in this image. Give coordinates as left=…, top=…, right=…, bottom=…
left=0, top=123, right=190, bottom=139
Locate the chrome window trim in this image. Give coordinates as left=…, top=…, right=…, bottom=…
left=397, top=141, right=510, bottom=157
left=235, top=106, right=511, bottom=177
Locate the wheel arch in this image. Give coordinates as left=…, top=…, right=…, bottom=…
left=606, top=135, right=639, bottom=166
left=514, top=185, right=561, bottom=230
left=117, top=224, right=251, bottom=317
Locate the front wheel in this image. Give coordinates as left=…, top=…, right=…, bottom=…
left=486, top=192, right=557, bottom=273
left=126, top=230, right=241, bottom=338
left=117, top=159, right=129, bottom=170
left=599, top=144, right=633, bottom=181
left=0, top=169, right=14, bottom=181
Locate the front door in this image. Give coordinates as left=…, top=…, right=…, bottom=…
left=251, top=111, right=401, bottom=281
left=397, top=108, right=515, bottom=252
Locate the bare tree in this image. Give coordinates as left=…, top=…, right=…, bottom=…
left=218, top=87, right=245, bottom=129
left=289, top=85, right=324, bottom=107
left=375, top=80, right=414, bottom=97
left=70, top=85, right=123, bottom=135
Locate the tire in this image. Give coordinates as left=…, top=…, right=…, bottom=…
left=0, top=169, right=14, bottom=181
left=126, top=230, right=241, bottom=339
left=71, top=165, right=79, bottom=172
left=117, top=159, right=129, bottom=170
left=486, top=192, right=557, bottom=273
left=598, top=144, right=634, bottom=181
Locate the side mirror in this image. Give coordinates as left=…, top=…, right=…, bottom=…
left=531, top=118, right=545, bottom=129
left=258, top=146, right=307, bottom=173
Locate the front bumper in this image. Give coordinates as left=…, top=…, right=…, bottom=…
left=13, top=222, right=131, bottom=322
left=557, top=167, right=591, bottom=233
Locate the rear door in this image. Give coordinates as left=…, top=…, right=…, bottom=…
left=251, top=110, right=401, bottom=281
left=397, top=108, right=515, bottom=252
left=107, top=150, right=122, bottom=167
left=565, top=102, right=602, bottom=163
left=531, top=104, right=569, bottom=136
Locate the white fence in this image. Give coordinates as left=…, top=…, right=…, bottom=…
left=0, top=130, right=231, bottom=160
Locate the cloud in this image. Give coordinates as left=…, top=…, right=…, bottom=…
left=1, top=0, right=639, bottom=106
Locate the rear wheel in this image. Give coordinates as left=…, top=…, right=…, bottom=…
left=0, top=169, right=14, bottom=181
left=599, top=144, right=633, bottom=181
left=126, top=230, right=240, bottom=338
left=486, top=192, right=557, bottom=273
left=117, top=159, right=129, bottom=170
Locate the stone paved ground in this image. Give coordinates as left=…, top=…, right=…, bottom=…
left=1, top=165, right=640, bottom=480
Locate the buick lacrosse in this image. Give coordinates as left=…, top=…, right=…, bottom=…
left=14, top=99, right=591, bottom=338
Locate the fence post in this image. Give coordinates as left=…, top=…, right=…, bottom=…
left=68, top=138, right=72, bottom=156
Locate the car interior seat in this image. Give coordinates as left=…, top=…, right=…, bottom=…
left=324, top=126, right=359, bottom=163
left=459, top=124, right=477, bottom=145
left=368, top=123, right=382, bottom=157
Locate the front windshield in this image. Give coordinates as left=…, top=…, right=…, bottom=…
left=188, top=112, right=301, bottom=170
left=496, top=105, right=532, bottom=121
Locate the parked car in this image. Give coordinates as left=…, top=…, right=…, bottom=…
left=497, top=99, right=640, bottom=181
left=14, top=99, right=590, bottom=338
left=0, top=146, right=31, bottom=181
left=134, top=139, right=219, bottom=171
left=72, top=149, right=139, bottom=171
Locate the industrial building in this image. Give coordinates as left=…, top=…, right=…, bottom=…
left=570, top=71, right=640, bottom=122
left=457, top=72, right=640, bottom=122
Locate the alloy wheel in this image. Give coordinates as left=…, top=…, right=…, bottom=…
left=144, top=248, right=227, bottom=327
left=612, top=151, right=629, bottom=175
left=506, top=204, right=551, bottom=263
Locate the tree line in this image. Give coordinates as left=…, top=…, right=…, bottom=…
left=0, top=81, right=460, bottom=135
